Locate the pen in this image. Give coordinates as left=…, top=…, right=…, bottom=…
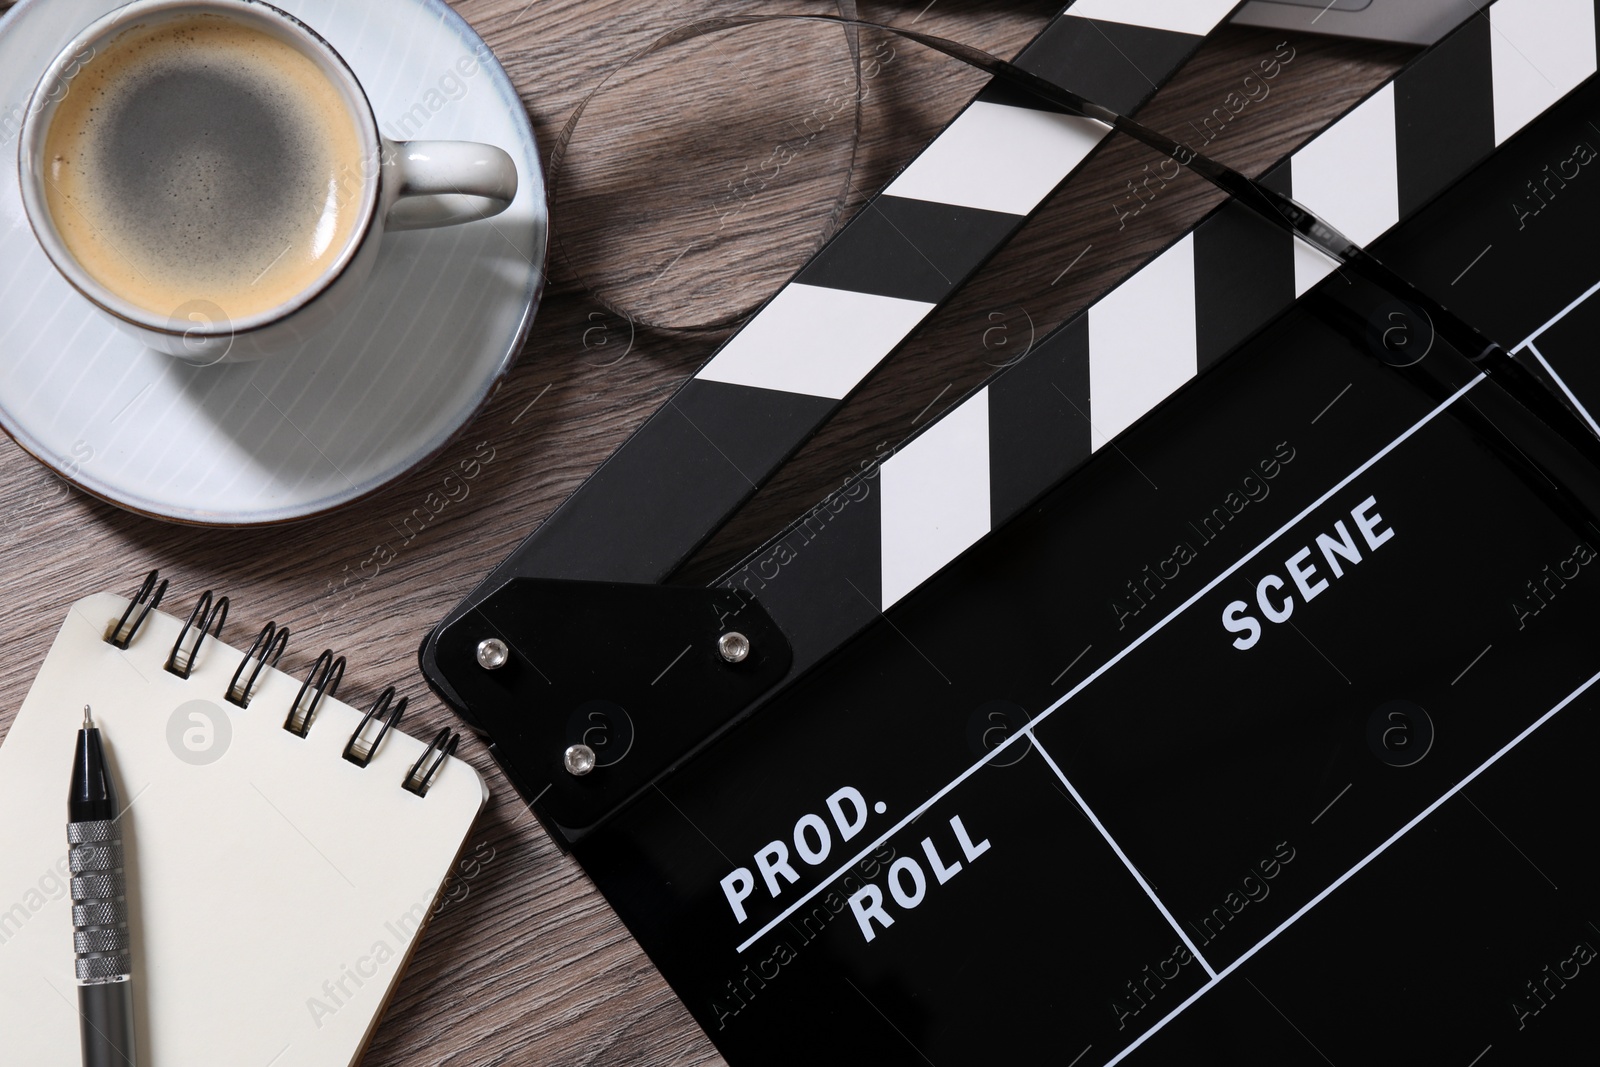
left=68, top=706, right=136, bottom=1067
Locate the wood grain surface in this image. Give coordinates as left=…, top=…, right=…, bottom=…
left=0, top=2, right=1412, bottom=1064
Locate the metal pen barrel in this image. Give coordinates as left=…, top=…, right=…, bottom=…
left=69, top=706, right=137, bottom=1067
left=70, top=817, right=136, bottom=1067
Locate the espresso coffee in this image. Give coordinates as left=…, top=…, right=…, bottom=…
left=43, top=14, right=368, bottom=323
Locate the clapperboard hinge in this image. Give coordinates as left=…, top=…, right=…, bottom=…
left=424, top=0, right=1598, bottom=848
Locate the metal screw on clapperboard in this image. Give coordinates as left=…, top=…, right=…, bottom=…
left=473, top=636, right=603, bottom=773
left=473, top=634, right=753, bottom=777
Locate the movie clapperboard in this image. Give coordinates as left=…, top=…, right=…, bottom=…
left=421, top=1, right=1600, bottom=1062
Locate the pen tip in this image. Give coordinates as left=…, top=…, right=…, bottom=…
left=83, top=705, right=93, bottom=729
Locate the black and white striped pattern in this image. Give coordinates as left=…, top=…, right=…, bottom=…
left=441, top=0, right=1241, bottom=593
left=422, top=3, right=1253, bottom=714
left=1284, top=0, right=1597, bottom=293
left=722, top=0, right=1599, bottom=672
left=694, top=0, right=1239, bottom=402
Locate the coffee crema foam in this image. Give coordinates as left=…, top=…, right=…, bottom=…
left=43, top=15, right=369, bottom=324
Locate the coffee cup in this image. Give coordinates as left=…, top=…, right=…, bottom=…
left=16, top=0, right=520, bottom=364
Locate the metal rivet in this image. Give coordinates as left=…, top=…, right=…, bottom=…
left=718, top=631, right=750, bottom=664
left=476, top=638, right=509, bottom=670
left=564, top=743, right=596, bottom=776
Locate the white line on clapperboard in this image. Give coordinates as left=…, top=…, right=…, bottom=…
left=1105, top=666, right=1600, bottom=1066
left=736, top=374, right=1486, bottom=956
left=1031, top=733, right=1219, bottom=978
left=1511, top=274, right=1600, bottom=356
left=1527, top=341, right=1600, bottom=438
left=1099, top=281, right=1600, bottom=1064
left=1511, top=274, right=1600, bottom=439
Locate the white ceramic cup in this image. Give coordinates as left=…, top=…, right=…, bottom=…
left=16, top=0, right=519, bottom=364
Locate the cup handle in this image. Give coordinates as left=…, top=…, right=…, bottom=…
left=383, top=138, right=518, bottom=232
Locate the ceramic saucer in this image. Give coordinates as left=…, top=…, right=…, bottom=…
left=0, top=0, right=546, bottom=524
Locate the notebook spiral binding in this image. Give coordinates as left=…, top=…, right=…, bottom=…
left=105, top=570, right=458, bottom=797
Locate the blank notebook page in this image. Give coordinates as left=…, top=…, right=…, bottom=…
left=0, top=592, right=487, bottom=1066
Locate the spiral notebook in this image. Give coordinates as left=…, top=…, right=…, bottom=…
left=0, top=576, right=488, bottom=1067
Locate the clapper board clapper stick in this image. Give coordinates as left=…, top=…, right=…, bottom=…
left=422, top=2, right=1600, bottom=1063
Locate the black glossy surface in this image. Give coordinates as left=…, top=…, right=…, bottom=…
left=436, top=578, right=792, bottom=841
left=69, top=723, right=116, bottom=823
left=419, top=4, right=1222, bottom=709
left=794, top=196, right=1023, bottom=303
left=573, top=72, right=1600, bottom=1064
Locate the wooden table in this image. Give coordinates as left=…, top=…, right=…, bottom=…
left=0, top=1, right=1413, bottom=1063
